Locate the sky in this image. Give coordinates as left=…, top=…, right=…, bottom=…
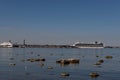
left=0, top=0, right=120, bottom=46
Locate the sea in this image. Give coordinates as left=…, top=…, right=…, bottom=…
left=0, top=48, right=120, bottom=80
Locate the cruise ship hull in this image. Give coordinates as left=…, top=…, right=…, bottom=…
left=73, top=42, right=104, bottom=49
left=76, top=47, right=104, bottom=49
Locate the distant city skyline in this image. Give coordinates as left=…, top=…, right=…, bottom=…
left=0, top=0, right=120, bottom=46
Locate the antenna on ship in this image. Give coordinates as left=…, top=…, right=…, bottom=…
left=95, top=41, right=98, bottom=44
left=9, top=40, right=12, bottom=43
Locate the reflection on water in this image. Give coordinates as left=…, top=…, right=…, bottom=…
left=0, top=48, right=120, bottom=80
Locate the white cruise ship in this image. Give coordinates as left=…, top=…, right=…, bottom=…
left=0, top=42, right=13, bottom=48
left=73, top=42, right=104, bottom=49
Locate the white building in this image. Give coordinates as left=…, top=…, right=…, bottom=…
left=0, top=42, right=13, bottom=48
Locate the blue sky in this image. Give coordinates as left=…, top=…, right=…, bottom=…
left=0, top=0, right=120, bottom=46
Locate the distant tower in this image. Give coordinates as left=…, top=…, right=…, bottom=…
left=23, top=40, right=26, bottom=46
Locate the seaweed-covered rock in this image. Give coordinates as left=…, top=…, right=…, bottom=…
left=61, top=72, right=70, bottom=76
left=98, top=59, right=104, bottom=63
left=56, top=59, right=70, bottom=65
left=47, top=66, right=53, bottom=69
left=9, top=63, right=16, bottom=66
left=105, top=56, right=113, bottom=59
left=56, top=58, right=79, bottom=65
left=94, top=62, right=101, bottom=65
left=89, top=72, right=99, bottom=78
left=27, top=58, right=46, bottom=62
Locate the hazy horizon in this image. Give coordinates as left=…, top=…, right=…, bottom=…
left=0, top=0, right=120, bottom=46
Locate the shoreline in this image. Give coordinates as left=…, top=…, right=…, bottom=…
left=0, top=44, right=119, bottom=49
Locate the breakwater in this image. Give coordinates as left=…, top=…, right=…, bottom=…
left=13, top=44, right=76, bottom=48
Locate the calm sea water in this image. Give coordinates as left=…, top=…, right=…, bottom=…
left=0, top=48, right=120, bottom=80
